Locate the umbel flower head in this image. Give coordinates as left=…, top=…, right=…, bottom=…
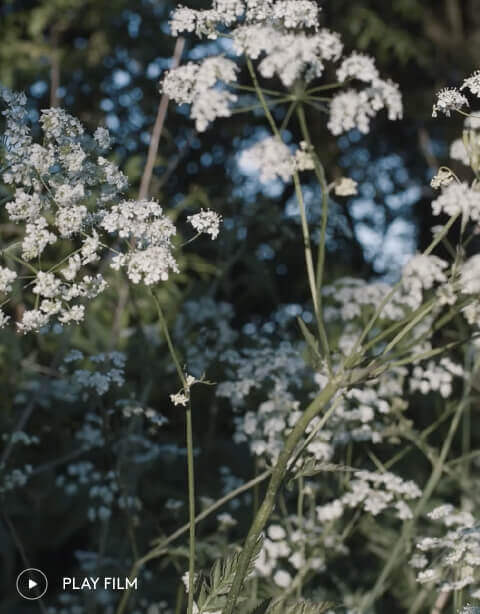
left=0, top=88, right=221, bottom=333
left=162, top=0, right=403, bottom=135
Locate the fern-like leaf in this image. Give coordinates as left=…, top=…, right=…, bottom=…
left=266, top=599, right=336, bottom=614
left=196, top=537, right=264, bottom=614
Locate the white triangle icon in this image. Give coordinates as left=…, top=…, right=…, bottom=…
left=28, top=579, right=38, bottom=590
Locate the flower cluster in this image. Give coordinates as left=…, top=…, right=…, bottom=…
left=101, top=200, right=178, bottom=285
left=162, top=57, right=238, bottom=132
left=163, top=1, right=402, bottom=137
left=0, top=88, right=123, bottom=331
left=413, top=505, right=480, bottom=594
left=317, top=470, right=421, bottom=522
left=187, top=209, right=222, bottom=239
left=0, top=88, right=223, bottom=332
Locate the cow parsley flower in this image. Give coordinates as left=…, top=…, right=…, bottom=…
left=337, top=52, right=379, bottom=83
left=294, top=141, right=315, bottom=171
left=334, top=177, right=358, bottom=196
left=328, top=79, right=402, bottom=135
left=460, top=255, right=480, bottom=295
left=450, top=139, right=471, bottom=165
left=431, top=182, right=480, bottom=223
left=328, top=90, right=374, bottom=135
left=0, top=267, right=17, bottom=293
left=402, top=254, right=448, bottom=307
left=102, top=200, right=178, bottom=285
left=233, top=27, right=343, bottom=87
left=240, top=136, right=295, bottom=182
left=430, top=167, right=454, bottom=189
left=461, top=70, right=480, bottom=97
left=170, top=7, right=221, bottom=38
left=93, top=126, right=111, bottom=150
left=187, top=209, right=222, bottom=239
left=415, top=508, right=480, bottom=593
left=162, top=57, right=238, bottom=132
left=271, top=0, right=320, bottom=30
left=432, top=87, right=469, bottom=118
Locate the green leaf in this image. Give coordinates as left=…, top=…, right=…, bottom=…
left=266, top=599, right=336, bottom=614
left=287, top=458, right=355, bottom=487
left=244, top=598, right=273, bottom=614
left=297, top=317, right=323, bottom=367
left=196, top=537, right=263, bottom=614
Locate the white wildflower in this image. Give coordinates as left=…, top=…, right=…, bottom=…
left=240, top=137, right=295, bottom=182
left=432, top=87, right=469, bottom=118
left=6, top=190, right=42, bottom=222
left=187, top=209, right=222, bottom=239
left=450, top=138, right=470, bottom=165
left=429, top=504, right=455, bottom=520
left=59, top=305, right=86, bottom=324
left=316, top=499, right=344, bottom=522
left=273, top=569, right=292, bottom=588
left=334, top=177, right=358, bottom=196
left=101, top=200, right=178, bottom=285
left=271, top=1, right=320, bottom=30
left=294, top=141, right=315, bottom=171
left=162, top=57, right=238, bottom=132
left=0, top=267, right=17, bottom=293
left=461, top=70, right=480, bottom=96
left=93, top=126, right=111, bottom=149
left=267, top=524, right=287, bottom=540
left=430, top=168, right=454, bottom=190
left=409, top=553, right=428, bottom=569
left=32, top=272, right=62, bottom=298
left=402, top=254, right=448, bottom=303
left=460, top=255, right=480, bottom=295
left=431, top=182, right=480, bottom=223
left=170, top=392, right=189, bottom=407
left=328, top=89, right=375, bottom=135
left=22, top=217, right=57, bottom=261
left=170, top=7, right=220, bottom=39
left=337, top=52, right=379, bottom=84
left=17, top=309, right=50, bottom=333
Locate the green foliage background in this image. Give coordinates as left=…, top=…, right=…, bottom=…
left=1, top=1, right=480, bottom=612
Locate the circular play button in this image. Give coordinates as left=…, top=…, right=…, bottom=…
left=16, top=568, right=48, bottom=600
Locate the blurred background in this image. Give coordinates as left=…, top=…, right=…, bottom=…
left=1, top=0, right=480, bottom=612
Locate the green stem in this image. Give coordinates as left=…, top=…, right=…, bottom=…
left=244, top=57, right=331, bottom=371
left=296, top=105, right=332, bottom=362
left=223, top=379, right=340, bottom=614
left=344, top=211, right=461, bottom=370
left=150, top=292, right=194, bottom=614
left=358, top=395, right=468, bottom=612
left=115, top=469, right=272, bottom=614
left=185, top=403, right=195, bottom=614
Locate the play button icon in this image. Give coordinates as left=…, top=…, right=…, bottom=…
left=16, top=568, right=48, bottom=600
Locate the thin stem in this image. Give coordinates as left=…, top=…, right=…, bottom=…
left=244, top=57, right=332, bottom=371
left=359, top=394, right=469, bottom=612
left=115, top=468, right=272, bottom=614
left=280, top=100, right=297, bottom=132
left=185, top=403, right=195, bottom=614
left=150, top=292, right=195, bottom=614
left=344, top=212, right=461, bottom=370
left=229, top=82, right=286, bottom=97
left=305, top=80, right=351, bottom=95
left=231, top=97, right=292, bottom=115
left=138, top=37, right=185, bottom=200
left=296, top=104, right=332, bottom=367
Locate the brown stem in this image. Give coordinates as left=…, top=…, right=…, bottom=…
left=431, top=590, right=450, bottom=614
left=49, top=28, right=60, bottom=107
left=138, top=37, right=185, bottom=200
